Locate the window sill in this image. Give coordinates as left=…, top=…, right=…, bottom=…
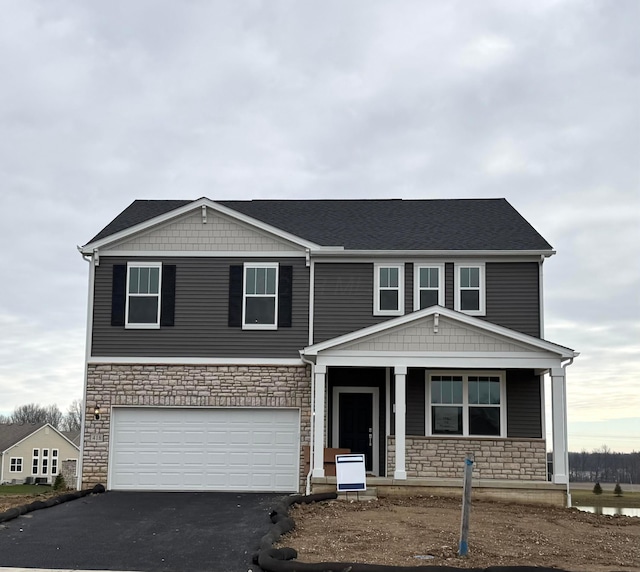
left=242, top=324, right=278, bottom=331
left=125, top=324, right=161, bottom=329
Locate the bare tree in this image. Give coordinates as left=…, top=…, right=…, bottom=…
left=61, top=399, right=83, bottom=432
left=10, top=403, right=63, bottom=428
left=0, top=413, right=10, bottom=424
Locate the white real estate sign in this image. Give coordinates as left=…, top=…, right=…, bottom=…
left=335, top=453, right=366, bottom=492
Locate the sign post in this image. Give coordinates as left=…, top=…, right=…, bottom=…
left=458, top=453, right=474, bottom=557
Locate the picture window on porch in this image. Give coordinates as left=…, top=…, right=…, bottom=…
left=414, top=265, right=444, bottom=310
left=427, top=373, right=504, bottom=437
left=374, top=264, right=404, bottom=316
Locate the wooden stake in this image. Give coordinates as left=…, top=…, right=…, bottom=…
left=459, top=453, right=474, bottom=557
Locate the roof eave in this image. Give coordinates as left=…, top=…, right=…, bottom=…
left=309, top=249, right=556, bottom=258
left=80, top=198, right=326, bottom=254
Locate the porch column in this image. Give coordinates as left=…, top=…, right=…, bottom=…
left=394, top=366, right=407, bottom=480
left=550, top=367, right=569, bottom=484
left=312, top=365, right=327, bottom=478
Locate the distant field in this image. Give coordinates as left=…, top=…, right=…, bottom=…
left=0, top=484, right=52, bottom=495
left=571, top=488, right=640, bottom=508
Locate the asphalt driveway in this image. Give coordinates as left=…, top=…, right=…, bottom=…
left=0, top=491, right=285, bottom=572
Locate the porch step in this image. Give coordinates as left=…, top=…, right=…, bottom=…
left=336, top=487, right=378, bottom=501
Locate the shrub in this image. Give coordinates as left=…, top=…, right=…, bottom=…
left=53, top=473, right=66, bottom=491
left=593, top=482, right=603, bottom=495
left=614, top=483, right=623, bottom=497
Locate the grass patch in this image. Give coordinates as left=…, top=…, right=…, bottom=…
left=0, top=484, right=52, bottom=495
left=571, top=488, right=640, bottom=508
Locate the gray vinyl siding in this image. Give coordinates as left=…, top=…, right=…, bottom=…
left=91, top=256, right=309, bottom=358
left=313, top=263, right=386, bottom=343
left=405, top=263, right=413, bottom=313
left=445, top=263, right=454, bottom=309
left=406, top=368, right=425, bottom=435
left=506, top=370, right=542, bottom=438
left=484, top=262, right=540, bottom=337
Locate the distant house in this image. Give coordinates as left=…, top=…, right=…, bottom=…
left=77, top=198, right=577, bottom=505
left=0, top=423, right=80, bottom=485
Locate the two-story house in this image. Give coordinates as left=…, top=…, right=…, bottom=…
left=78, top=198, right=577, bottom=504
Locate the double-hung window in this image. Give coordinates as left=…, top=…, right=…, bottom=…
left=455, top=263, right=485, bottom=315
left=9, top=458, right=22, bottom=472
left=32, top=449, right=39, bottom=475
left=51, top=449, right=59, bottom=476
left=427, top=372, right=504, bottom=437
left=126, top=262, right=162, bottom=328
left=414, top=264, right=444, bottom=310
left=374, top=264, right=404, bottom=316
left=243, top=263, right=278, bottom=329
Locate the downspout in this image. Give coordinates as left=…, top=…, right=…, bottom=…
left=561, top=356, right=575, bottom=507
left=76, top=247, right=97, bottom=490
left=300, top=352, right=316, bottom=496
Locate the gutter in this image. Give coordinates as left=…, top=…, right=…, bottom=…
left=76, top=246, right=97, bottom=490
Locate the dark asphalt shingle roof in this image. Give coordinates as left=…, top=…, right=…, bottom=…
left=0, top=422, right=46, bottom=452
left=86, top=198, right=553, bottom=251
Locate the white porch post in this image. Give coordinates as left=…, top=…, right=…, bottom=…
left=394, top=366, right=407, bottom=480
left=312, top=365, right=327, bottom=478
left=551, top=367, right=569, bottom=484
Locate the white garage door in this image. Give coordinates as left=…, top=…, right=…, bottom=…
left=110, top=408, right=300, bottom=492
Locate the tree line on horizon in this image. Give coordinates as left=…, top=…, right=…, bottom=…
left=0, top=400, right=83, bottom=433
left=568, top=446, right=640, bottom=484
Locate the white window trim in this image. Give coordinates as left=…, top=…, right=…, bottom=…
left=51, top=449, right=59, bottom=476
left=242, top=262, right=279, bottom=330
left=425, top=370, right=506, bottom=438
left=374, top=263, right=404, bottom=316
left=125, top=261, right=162, bottom=329
left=32, top=448, right=39, bottom=475
left=454, top=262, right=486, bottom=316
left=9, top=457, right=23, bottom=473
left=413, top=263, right=445, bottom=311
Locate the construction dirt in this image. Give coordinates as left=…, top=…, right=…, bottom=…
left=278, top=495, right=640, bottom=571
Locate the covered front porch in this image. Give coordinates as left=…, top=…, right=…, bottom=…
left=301, top=307, right=577, bottom=506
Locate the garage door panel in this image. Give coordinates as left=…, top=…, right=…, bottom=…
left=111, top=408, right=299, bottom=492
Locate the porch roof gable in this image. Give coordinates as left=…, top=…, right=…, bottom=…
left=302, top=306, right=577, bottom=365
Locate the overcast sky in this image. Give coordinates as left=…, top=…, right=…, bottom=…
left=0, top=1, right=638, bottom=453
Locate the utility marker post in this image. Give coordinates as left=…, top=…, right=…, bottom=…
left=458, top=453, right=474, bottom=557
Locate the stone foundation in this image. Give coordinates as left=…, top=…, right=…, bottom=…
left=387, top=436, right=547, bottom=480
left=83, top=363, right=311, bottom=490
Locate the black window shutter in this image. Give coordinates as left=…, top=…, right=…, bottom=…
left=278, top=265, right=293, bottom=328
left=111, top=265, right=127, bottom=327
left=160, top=265, right=176, bottom=326
left=228, top=265, right=243, bottom=327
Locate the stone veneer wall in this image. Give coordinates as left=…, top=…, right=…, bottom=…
left=83, top=364, right=311, bottom=489
left=387, top=436, right=547, bottom=480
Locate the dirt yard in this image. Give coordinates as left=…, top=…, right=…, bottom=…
left=279, top=495, right=640, bottom=571
left=0, top=491, right=58, bottom=513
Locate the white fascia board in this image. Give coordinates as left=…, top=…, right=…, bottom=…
left=303, top=305, right=577, bottom=359
left=81, top=198, right=327, bottom=254
left=310, top=249, right=556, bottom=261
left=98, top=250, right=308, bottom=258
left=316, top=355, right=563, bottom=370
left=87, top=356, right=305, bottom=366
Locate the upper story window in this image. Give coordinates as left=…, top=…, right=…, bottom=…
left=374, top=264, right=404, bottom=316
left=454, top=263, right=485, bottom=315
left=427, top=372, right=504, bottom=437
left=414, top=264, right=444, bottom=310
left=243, top=263, right=279, bottom=329
left=126, top=262, right=162, bottom=328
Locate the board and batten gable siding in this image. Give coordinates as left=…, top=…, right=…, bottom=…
left=101, top=209, right=305, bottom=253
left=92, top=257, right=309, bottom=358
